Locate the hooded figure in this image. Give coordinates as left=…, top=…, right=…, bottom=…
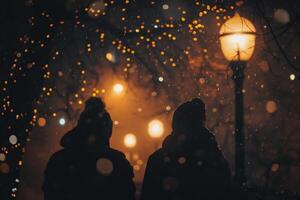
left=141, top=98, right=231, bottom=200
left=43, top=97, right=135, bottom=200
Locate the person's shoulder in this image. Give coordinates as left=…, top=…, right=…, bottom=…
left=202, top=127, right=216, bottom=138
left=48, top=149, right=69, bottom=163
left=199, top=127, right=219, bottom=144
left=148, top=148, right=164, bottom=162
left=108, top=148, right=134, bottom=176
left=45, top=149, right=70, bottom=172
left=108, top=148, right=127, bottom=159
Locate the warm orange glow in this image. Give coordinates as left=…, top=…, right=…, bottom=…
left=290, top=74, right=296, bottom=80
left=148, top=119, right=164, bottom=138
left=124, top=133, right=137, bottom=148
left=219, top=13, right=256, bottom=61
left=106, top=52, right=115, bottom=63
left=38, top=117, right=47, bottom=127
left=113, top=83, right=124, bottom=94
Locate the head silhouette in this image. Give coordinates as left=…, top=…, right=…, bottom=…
left=77, top=97, right=113, bottom=146
left=172, top=98, right=206, bottom=134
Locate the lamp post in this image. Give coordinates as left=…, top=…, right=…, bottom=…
left=219, top=13, right=256, bottom=188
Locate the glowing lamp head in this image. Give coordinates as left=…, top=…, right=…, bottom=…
left=113, top=83, right=124, bottom=94
left=219, top=13, right=256, bottom=62
left=148, top=119, right=164, bottom=138
left=124, top=133, right=137, bottom=148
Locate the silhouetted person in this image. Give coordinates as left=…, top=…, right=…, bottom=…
left=141, top=98, right=231, bottom=200
left=43, top=97, right=135, bottom=200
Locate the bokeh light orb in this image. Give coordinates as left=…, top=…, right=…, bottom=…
left=259, top=60, right=269, bottom=72
left=58, top=71, right=64, bottom=77
left=9, top=135, right=18, bottom=145
left=219, top=13, right=256, bottom=61
left=271, top=163, right=280, bottom=172
left=113, top=83, right=124, bottom=94
left=162, top=176, right=179, bottom=191
left=0, top=163, right=10, bottom=174
left=166, top=105, right=171, bottom=111
left=0, top=153, right=6, bottom=162
left=132, top=153, right=139, bottom=161
left=290, top=74, right=296, bottom=80
left=266, top=101, right=278, bottom=113
left=59, top=118, right=66, bottom=126
left=178, top=157, right=187, bottom=165
left=162, top=4, right=169, bottom=10
left=124, top=133, right=137, bottom=148
left=106, top=52, right=116, bottom=63
left=274, top=9, right=290, bottom=24
left=96, top=158, right=114, bottom=176
left=133, top=165, right=140, bottom=171
left=148, top=119, right=164, bottom=138
left=38, top=117, right=47, bottom=127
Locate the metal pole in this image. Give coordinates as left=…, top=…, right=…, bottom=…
left=231, top=61, right=246, bottom=188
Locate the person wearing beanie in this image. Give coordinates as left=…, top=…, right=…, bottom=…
left=43, top=97, right=135, bottom=200
left=141, top=98, right=231, bottom=200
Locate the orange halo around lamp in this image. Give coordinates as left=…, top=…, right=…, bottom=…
left=219, top=13, right=256, bottom=62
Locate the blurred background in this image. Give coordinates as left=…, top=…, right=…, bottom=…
left=0, top=0, right=300, bottom=199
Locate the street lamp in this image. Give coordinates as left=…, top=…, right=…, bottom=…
left=219, top=13, right=256, bottom=188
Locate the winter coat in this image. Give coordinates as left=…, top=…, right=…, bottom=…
left=43, top=128, right=135, bottom=200
left=141, top=127, right=231, bottom=200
